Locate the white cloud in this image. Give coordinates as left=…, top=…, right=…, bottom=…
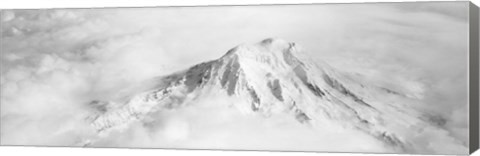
left=1, top=11, right=16, bottom=22
left=0, top=9, right=178, bottom=145
left=89, top=95, right=391, bottom=153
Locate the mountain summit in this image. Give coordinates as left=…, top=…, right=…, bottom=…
left=84, top=38, right=465, bottom=154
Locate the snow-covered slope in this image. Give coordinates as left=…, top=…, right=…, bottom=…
left=82, top=38, right=466, bottom=154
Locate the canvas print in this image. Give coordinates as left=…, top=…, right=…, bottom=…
left=0, top=2, right=474, bottom=155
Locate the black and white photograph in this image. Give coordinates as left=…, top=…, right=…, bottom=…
left=0, top=1, right=474, bottom=155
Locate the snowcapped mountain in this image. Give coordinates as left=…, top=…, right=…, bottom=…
left=82, top=38, right=466, bottom=154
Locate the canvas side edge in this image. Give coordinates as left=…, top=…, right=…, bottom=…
left=469, top=1, right=480, bottom=155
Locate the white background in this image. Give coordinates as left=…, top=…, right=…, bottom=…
left=1, top=0, right=479, bottom=156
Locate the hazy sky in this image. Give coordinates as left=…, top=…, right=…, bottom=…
left=0, top=1, right=470, bottom=152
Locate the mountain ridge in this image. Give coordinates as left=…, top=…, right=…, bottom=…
left=83, top=38, right=467, bottom=154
